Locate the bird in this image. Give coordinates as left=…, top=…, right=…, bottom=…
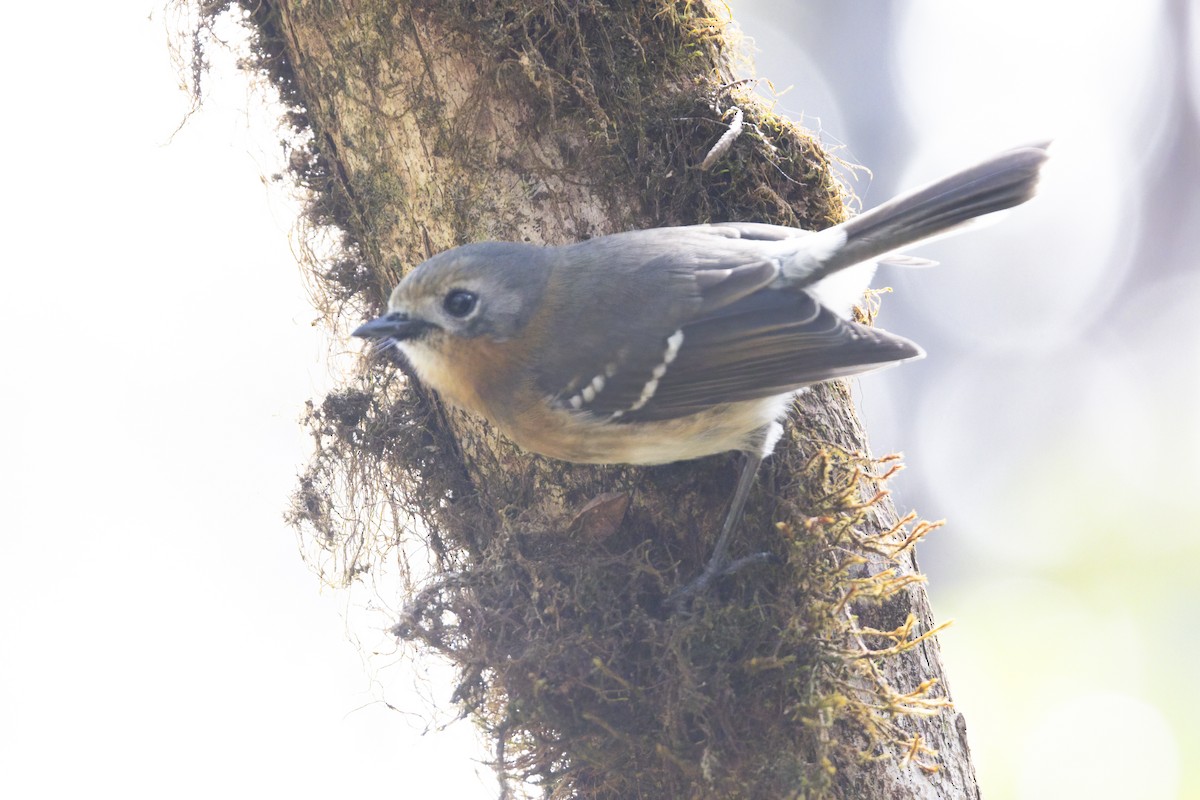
left=353, top=142, right=1050, bottom=604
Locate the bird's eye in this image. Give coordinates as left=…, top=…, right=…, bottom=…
left=443, top=289, right=478, bottom=318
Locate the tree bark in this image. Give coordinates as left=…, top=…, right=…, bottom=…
left=197, top=2, right=981, bottom=797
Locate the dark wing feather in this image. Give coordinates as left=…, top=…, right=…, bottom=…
left=535, top=227, right=917, bottom=423
left=693, top=259, right=780, bottom=313
left=536, top=253, right=781, bottom=412
left=601, top=289, right=923, bottom=423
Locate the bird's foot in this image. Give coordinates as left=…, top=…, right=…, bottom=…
left=667, top=550, right=776, bottom=613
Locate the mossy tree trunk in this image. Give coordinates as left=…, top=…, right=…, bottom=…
left=198, top=2, right=981, bottom=797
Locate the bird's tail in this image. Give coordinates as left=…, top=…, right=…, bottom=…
left=783, top=142, right=1050, bottom=286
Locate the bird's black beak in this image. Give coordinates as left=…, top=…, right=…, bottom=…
left=352, top=311, right=425, bottom=341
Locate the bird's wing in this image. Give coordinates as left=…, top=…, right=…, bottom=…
left=535, top=255, right=782, bottom=416
left=534, top=237, right=920, bottom=422
left=585, top=289, right=921, bottom=424
left=610, top=289, right=921, bottom=422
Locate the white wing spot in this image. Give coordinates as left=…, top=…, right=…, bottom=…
left=629, top=378, right=659, bottom=412
left=664, top=329, right=684, bottom=364
left=611, top=328, right=685, bottom=417
left=563, top=368, right=611, bottom=412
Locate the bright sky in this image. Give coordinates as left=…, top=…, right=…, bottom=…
left=2, top=2, right=1195, bottom=799
left=0, top=5, right=492, bottom=797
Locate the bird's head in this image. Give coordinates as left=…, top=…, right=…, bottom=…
left=352, top=242, right=553, bottom=350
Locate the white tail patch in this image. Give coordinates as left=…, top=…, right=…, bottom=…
left=802, top=226, right=848, bottom=264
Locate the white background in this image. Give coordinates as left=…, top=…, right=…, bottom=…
left=0, top=5, right=492, bottom=797
left=2, top=3, right=1196, bottom=799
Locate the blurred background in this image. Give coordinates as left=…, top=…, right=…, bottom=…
left=731, top=1, right=1199, bottom=797
left=1, top=2, right=1195, bottom=799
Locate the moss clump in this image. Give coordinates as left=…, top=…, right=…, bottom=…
left=386, top=432, right=946, bottom=798
left=289, top=377, right=948, bottom=797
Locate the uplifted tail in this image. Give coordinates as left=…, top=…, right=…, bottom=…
left=785, top=142, right=1050, bottom=286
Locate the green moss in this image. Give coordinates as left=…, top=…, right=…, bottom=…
left=378, top=436, right=946, bottom=798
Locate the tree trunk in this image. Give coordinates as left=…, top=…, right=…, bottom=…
left=196, top=2, right=980, bottom=797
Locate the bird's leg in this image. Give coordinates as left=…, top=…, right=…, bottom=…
left=706, top=450, right=763, bottom=571
left=669, top=450, right=772, bottom=610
